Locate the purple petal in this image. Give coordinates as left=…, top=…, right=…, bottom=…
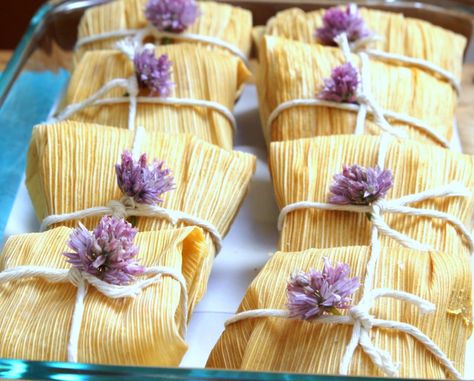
left=318, top=63, right=359, bottom=103
left=134, top=49, right=174, bottom=96
left=116, top=150, right=175, bottom=205
left=329, top=164, right=393, bottom=206
left=287, top=258, right=360, bottom=320
left=315, top=4, right=372, bottom=46
left=63, top=216, right=145, bottom=285
left=145, top=0, right=200, bottom=33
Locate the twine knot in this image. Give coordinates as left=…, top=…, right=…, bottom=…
left=108, top=199, right=129, bottom=219
left=67, top=268, right=84, bottom=288
left=349, top=305, right=373, bottom=329
left=371, top=199, right=387, bottom=216
left=120, top=196, right=138, bottom=209
left=115, top=38, right=140, bottom=61
left=355, top=92, right=370, bottom=106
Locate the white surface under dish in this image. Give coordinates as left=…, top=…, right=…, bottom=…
left=3, top=84, right=473, bottom=377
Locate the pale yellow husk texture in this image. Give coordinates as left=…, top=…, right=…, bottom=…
left=0, top=226, right=207, bottom=366
left=258, top=7, right=466, bottom=79
left=257, top=36, right=456, bottom=146
left=64, top=45, right=250, bottom=150
left=207, top=246, right=472, bottom=378
left=25, top=121, right=256, bottom=311
left=76, top=0, right=252, bottom=61
left=270, top=135, right=474, bottom=256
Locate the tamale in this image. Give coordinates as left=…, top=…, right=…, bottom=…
left=258, top=35, right=456, bottom=146
left=76, top=0, right=252, bottom=62
left=207, top=246, right=472, bottom=378
left=63, top=44, right=250, bottom=150
left=26, top=121, right=256, bottom=311
left=0, top=226, right=206, bottom=366
left=258, top=7, right=465, bottom=79
left=270, top=135, right=474, bottom=256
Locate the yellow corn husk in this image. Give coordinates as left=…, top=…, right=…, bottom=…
left=64, top=45, right=250, bottom=150
left=258, top=7, right=466, bottom=79
left=257, top=36, right=456, bottom=146
left=25, top=121, right=256, bottom=311
left=269, top=135, right=474, bottom=256
left=76, top=0, right=252, bottom=61
left=207, top=246, right=473, bottom=378
left=0, top=226, right=207, bottom=366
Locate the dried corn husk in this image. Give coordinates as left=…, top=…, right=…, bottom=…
left=26, top=121, right=256, bottom=311
left=64, top=45, right=250, bottom=150
left=269, top=135, right=474, bottom=256
left=258, top=36, right=456, bottom=146
left=207, top=246, right=472, bottom=378
left=76, top=0, right=252, bottom=62
left=0, top=226, right=206, bottom=366
left=257, top=7, right=466, bottom=80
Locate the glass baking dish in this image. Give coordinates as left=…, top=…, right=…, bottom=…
left=0, top=1, right=473, bottom=380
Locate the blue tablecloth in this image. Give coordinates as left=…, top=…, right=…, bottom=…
left=0, top=69, right=69, bottom=235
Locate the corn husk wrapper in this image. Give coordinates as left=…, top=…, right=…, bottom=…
left=64, top=45, right=250, bottom=150
left=76, top=0, right=252, bottom=62
left=0, top=226, right=206, bottom=366
left=270, top=135, right=474, bottom=256
left=207, top=246, right=472, bottom=378
left=26, top=121, right=256, bottom=311
left=257, top=7, right=466, bottom=80
left=258, top=36, right=456, bottom=146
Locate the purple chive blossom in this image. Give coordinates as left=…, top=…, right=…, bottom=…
left=134, top=49, right=174, bottom=96
left=329, top=164, right=393, bottom=206
left=318, top=63, right=359, bottom=103
left=63, top=216, right=145, bottom=285
left=287, top=258, right=360, bottom=320
left=316, top=4, right=371, bottom=46
left=115, top=150, right=175, bottom=205
left=145, top=0, right=200, bottom=33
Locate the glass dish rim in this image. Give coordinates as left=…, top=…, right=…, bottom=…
left=0, top=358, right=397, bottom=380
left=0, top=1, right=472, bottom=379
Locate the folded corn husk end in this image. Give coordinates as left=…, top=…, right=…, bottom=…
left=77, top=0, right=253, bottom=61
left=269, top=134, right=474, bottom=256
left=257, top=34, right=456, bottom=146
left=66, top=45, right=252, bottom=149
left=0, top=225, right=208, bottom=366
left=206, top=245, right=472, bottom=378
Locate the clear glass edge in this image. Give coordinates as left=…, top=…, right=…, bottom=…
left=0, top=358, right=393, bottom=381
left=0, top=3, right=54, bottom=105
left=0, top=0, right=471, bottom=379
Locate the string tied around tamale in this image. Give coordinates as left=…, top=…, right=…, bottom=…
left=104, top=197, right=223, bottom=252
left=39, top=141, right=223, bottom=252
left=315, top=3, right=461, bottom=93
left=0, top=216, right=189, bottom=363
left=227, top=133, right=468, bottom=378
left=226, top=196, right=465, bottom=379
left=49, top=40, right=237, bottom=133
left=277, top=182, right=474, bottom=253
left=277, top=136, right=474, bottom=255
left=224, top=257, right=463, bottom=379
left=74, top=0, right=250, bottom=67
left=266, top=32, right=452, bottom=147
